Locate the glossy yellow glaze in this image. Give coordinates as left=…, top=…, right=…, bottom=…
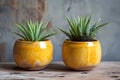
left=13, top=39, right=53, bottom=70
left=62, top=40, right=101, bottom=70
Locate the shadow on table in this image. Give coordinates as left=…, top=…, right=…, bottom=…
left=0, top=63, right=88, bottom=72
left=44, top=63, right=86, bottom=72
left=0, top=63, right=71, bottom=72
left=45, top=63, right=71, bottom=71
left=0, top=63, right=25, bottom=71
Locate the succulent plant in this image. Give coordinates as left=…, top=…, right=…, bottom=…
left=15, top=20, right=55, bottom=41
left=59, top=15, right=109, bottom=41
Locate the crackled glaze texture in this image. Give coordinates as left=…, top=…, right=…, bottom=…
left=62, top=40, right=101, bottom=70
left=13, top=39, right=53, bottom=70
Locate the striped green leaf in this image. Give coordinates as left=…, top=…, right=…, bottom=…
left=59, top=15, right=109, bottom=41
left=15, top=20, right=56, bottom=41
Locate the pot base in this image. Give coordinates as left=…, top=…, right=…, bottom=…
left=68, top=66, right=96, bottom=71
left=70, top=66, right=95, bottom=71
left=16, top=61, right=48, bottom=71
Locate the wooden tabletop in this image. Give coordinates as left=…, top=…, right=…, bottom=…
left=0, top=62, right=120, bottom=80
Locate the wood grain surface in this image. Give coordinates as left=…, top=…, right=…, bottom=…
left=0, top=62, right=120, bottom=80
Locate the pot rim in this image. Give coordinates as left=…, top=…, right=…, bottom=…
left=64, top=39, right=100, bottom=43
left=16, top=39, right=51, bottom=43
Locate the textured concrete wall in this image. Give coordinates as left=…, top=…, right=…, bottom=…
left=0, top=0, right=120, bottom=61
left=0, top=0, right=46, bottom=61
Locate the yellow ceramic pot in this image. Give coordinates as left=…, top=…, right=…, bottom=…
left=62, top=39, right=101, bottom=70
left=13, top=39, right=53, bottom=70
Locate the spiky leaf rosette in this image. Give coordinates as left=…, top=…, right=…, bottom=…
left=59, top=15, right=109, bottom=41
left=15, top=20, right=55, bottom=41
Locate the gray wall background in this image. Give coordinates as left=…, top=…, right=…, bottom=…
left=0, top=0, right=120, bottom=61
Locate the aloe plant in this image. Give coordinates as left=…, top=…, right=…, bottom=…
left=59, top=15, right=109, bottom=41
left=15, top=20, right=55, bottom=41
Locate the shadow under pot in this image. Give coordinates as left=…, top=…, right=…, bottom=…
left=13, top=39, right=53, bottom=70
left=62, top=39, right=101, bottom=71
